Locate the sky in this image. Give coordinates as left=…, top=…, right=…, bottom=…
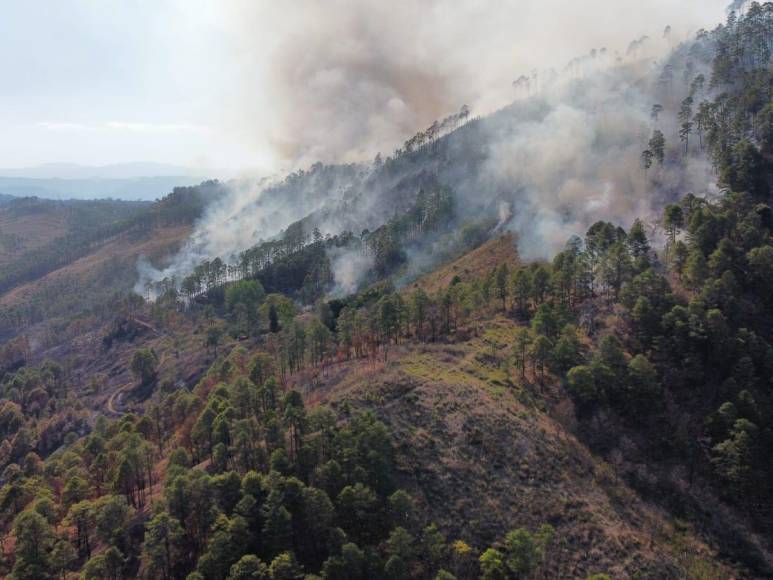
left=0, top=0, right=730, bottom=176
left=0, top=1, right=251, bottom=174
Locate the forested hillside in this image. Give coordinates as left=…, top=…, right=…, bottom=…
left=1, top=4, right=773, bottom=580
left=0, top=182, right=224, bottom=340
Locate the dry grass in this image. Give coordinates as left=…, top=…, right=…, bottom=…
left=412, top=233, right=519, bottom=294
left=1, top=225, right=190, bottom=307
left=0, top=205, right=69, bottom=266
left=290, top=312, right=735, bottom=578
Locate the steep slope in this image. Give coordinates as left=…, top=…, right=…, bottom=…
left=0, top=183, right=222, bottom=342
left=412, top=233, right=519, bottom=293
left=0, top=197, right=147, bottom=269
left=295, top=319, right=737, bottom=578
left=0, top=224, right=191, bottom=310
left=0, top=217, right=768, bottom=578
left=0, top=202, right=69, bottom=267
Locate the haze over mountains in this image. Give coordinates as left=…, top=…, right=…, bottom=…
left=0, top=162, right=207, bottom=201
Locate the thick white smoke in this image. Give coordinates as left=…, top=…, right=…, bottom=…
left=328, top=246, right=376, bottom=297
left=221, top=0, right=727, bottom=164
left=138, top=0, right=729, bottom=294
left=482, top=66, right=718, bottom=259
left=134, top=168, right=362, bottom=293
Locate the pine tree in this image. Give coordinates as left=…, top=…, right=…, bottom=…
left=649, top=130, right=666, bottom=165
left=11, top=510, right=55, bottom=580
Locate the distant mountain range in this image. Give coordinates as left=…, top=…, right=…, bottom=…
left=0, top=162, right=204, bottom=180
left=0, top=162, right=209, bottom=201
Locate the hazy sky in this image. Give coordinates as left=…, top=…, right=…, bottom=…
left=0, top=0, right=729, bottom=174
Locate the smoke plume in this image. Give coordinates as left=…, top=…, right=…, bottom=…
left=138, top=0, right=730, bottom=295
left=224, top=0, right=727, bottom=164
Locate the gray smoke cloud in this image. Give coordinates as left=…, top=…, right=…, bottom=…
left=481, top=65, right=718, bottom=259
left=328, top=245, right=376, bottom=297
left=137, top=0, right=730, bottom=295
left=223, top=0, right=727, bottom=165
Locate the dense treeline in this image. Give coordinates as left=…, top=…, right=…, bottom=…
left=0, top=342, right=564, bottom=579
left=0, top=359, right=89, bottom=473
left=5, top=192, right=758, bottom=576
left=641, top=3, right=773, bottom=199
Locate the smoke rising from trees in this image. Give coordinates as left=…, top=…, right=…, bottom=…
left=224, top=0, right=726, bottom=164
left=137, top=0, right=730, bottom=294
